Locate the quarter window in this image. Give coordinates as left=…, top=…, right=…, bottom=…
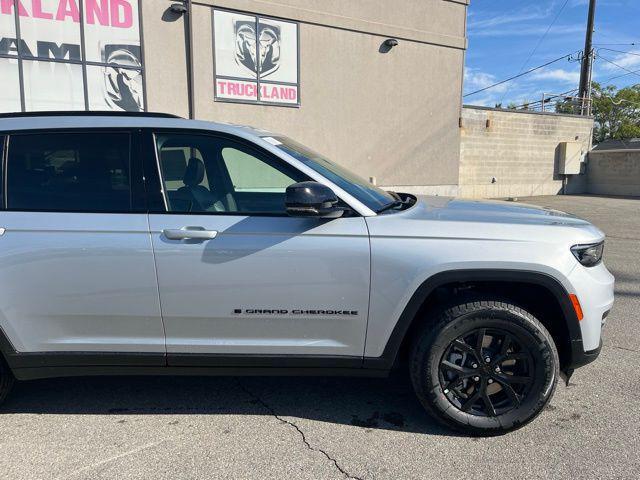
left=6, top=132, right=132, bottom=212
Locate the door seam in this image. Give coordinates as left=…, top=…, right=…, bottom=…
left=361, top=217, right=373, bottom=367
left=147, top=213, right=168, bottom=365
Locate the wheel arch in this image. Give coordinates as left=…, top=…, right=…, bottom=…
left=363, top=269, right=582, bottom=372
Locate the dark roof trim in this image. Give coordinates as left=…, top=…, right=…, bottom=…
left=0, top=111, right=182, bottom=119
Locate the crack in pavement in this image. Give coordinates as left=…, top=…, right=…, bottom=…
left=236, top=379, right=365, bottom=480
left=604, top=343, right=639, bottom=354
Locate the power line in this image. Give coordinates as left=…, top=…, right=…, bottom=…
left=595, top=94, right=640, bottom=107
left=528, top=88, right=580, bottom=104
left=599, top=68, right=640, bottom=84
left=463, top=54, right=575, bottom=97
left=597, top=54, right=640, bottom=80
left=500, top=0, right=571, bottom=102
left=593, top=43, right=637, bottom=47
left=510, top=88, right=580, bottom=110
left=598, top=47, right=640, bottom=57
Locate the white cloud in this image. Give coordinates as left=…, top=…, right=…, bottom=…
left=464, top=67, right=508, bottom=95
left=569, top=0, right=589, bottom=7
left=599, top=49, right=640, bottom=72
left=531, top=68, right=581, bottom=84
left=470, top=24, right=584, bottom=38
left=468, top=11, right=550, bottom=30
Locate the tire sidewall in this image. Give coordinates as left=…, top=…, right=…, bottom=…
left=414, top=304, right=558, bottom=433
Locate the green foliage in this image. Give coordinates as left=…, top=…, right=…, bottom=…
left=591, top=83, right=640, bottom=143
left=554, top=83, right=640, bottom=142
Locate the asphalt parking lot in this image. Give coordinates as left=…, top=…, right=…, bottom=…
left=0, top=195, right=638, bottom=480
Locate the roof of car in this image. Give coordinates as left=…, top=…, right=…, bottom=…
left=0, top=111, right=266, bottom=138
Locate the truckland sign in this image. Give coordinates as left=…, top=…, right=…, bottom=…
left=0, top=0, right=144, bottom=112
left=213, top=9, right=299, bottom=106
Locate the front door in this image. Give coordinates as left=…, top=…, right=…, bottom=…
left=147, top=131, right=370, bottom=364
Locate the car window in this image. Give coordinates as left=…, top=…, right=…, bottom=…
left=6, top=132, right=132, bottom=212
left=221, top=147, right=296, bottom=193
left=269, top=135, right=396, bottom=212
left=0, top=135, right=4, bottom=206
left=155, top=133, right=307, bottom=215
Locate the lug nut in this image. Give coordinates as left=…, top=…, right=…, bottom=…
left=472, top=363, right=478, bottom=368
left=488, top=379, right=494, bottom=384
left=473, top=376, right=480, bottom=382
left=494, top=367, right=501, bottom=373
left=485, top=357, right=491, bottom=363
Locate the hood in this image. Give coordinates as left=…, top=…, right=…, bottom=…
left=365, top=195, right=605, bottom=244
left=407, top=196, right=591, bottom=227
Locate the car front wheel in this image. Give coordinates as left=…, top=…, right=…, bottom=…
left=410, top=299, right=559, bottom=435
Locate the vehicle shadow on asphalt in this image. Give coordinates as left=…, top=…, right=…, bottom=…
left=2, top=373, right=464, bottom=436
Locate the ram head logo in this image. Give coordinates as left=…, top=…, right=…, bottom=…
left=234, top=20, right=281, bottom=78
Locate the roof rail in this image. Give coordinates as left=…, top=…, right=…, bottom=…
left=0, top=111, right=183, bottom=119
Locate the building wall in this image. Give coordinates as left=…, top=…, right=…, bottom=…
left=587, top=150, right=640, bottom=197
left=141, top=0, right=468, bottom=189
left=459, top=106, right=594, bottom=198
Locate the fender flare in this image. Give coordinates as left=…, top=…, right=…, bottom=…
left=363, top=269, right=582, bottom=370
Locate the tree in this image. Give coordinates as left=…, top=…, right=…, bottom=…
left=590, top=83, right=640, bottom=143
left=556, top=82, right=640, bottom=143
left=554, top=83, right=640, bottom=143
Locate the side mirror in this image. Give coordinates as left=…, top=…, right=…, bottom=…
left=285, top=181, right=344, bottom=218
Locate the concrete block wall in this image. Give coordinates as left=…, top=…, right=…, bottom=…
left=459, top=106, right=594, bottom=198
left=587, top=150, right=640, bottom=196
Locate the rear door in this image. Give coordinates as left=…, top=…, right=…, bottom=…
left=146, top=131, right=371, bottom=365
left=0, top=129, right=164, bottom=360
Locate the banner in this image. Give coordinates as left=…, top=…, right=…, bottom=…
left=213, top=9, right=299, bottom=106
left=0, top=0, right=144, bottom=112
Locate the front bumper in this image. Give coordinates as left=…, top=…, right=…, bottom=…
left=567, top=261, right=615, bottom=351
left=563, top=261, right=613, bottom=372
left=568, top=338, right=602, bottom=370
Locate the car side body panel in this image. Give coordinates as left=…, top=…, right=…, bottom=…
left=148, top=214, right=371, bottom=358
left=0, top=212, right=164, bottom=353
left=363, top=196, right=614, bottom=358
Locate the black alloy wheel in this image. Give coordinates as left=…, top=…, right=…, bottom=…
left=439, top=328, right=534, bottom=417
left=410, top=299, right=558, bottom=435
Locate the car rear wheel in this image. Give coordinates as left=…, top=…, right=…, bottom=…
left=0, top=357, right=14, bottom=407
left=410, top=299, right=558, bottom=435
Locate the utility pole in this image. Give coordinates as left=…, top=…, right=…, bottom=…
left=578, top=0, right=597, bottom=115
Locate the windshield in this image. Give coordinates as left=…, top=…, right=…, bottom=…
left=267, top=136, right=396, bottom=212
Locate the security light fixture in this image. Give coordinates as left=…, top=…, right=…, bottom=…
left=384, top=38, right=399, bottom=48
left=170, top=3, right=188, bottom=14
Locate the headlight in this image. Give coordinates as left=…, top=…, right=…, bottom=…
left=571, top=241, right=604, bottom=267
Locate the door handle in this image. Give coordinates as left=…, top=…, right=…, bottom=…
left=162, top=226, right=218, bottom=241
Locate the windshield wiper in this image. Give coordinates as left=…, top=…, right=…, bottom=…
left=377, top=199, right=405, bottom=214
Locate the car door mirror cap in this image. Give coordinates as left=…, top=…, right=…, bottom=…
left=285, top=181, right=345, bottom=218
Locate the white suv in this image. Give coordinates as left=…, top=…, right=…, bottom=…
left=0, top=112, right=614, bottom=435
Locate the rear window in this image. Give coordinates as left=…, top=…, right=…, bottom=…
left=6, top=132, right=131, bottom=212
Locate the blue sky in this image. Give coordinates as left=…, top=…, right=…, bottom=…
left=464, top=0, right=640, bottom=107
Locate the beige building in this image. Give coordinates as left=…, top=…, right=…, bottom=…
left=142, top=0, right=469, bottom=194
left=4, top=1, right=603, bottom=198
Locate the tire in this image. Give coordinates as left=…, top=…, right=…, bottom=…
left=0, top=356, right=15, bottom=407
left=410, top=299, right=558, bottom=436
